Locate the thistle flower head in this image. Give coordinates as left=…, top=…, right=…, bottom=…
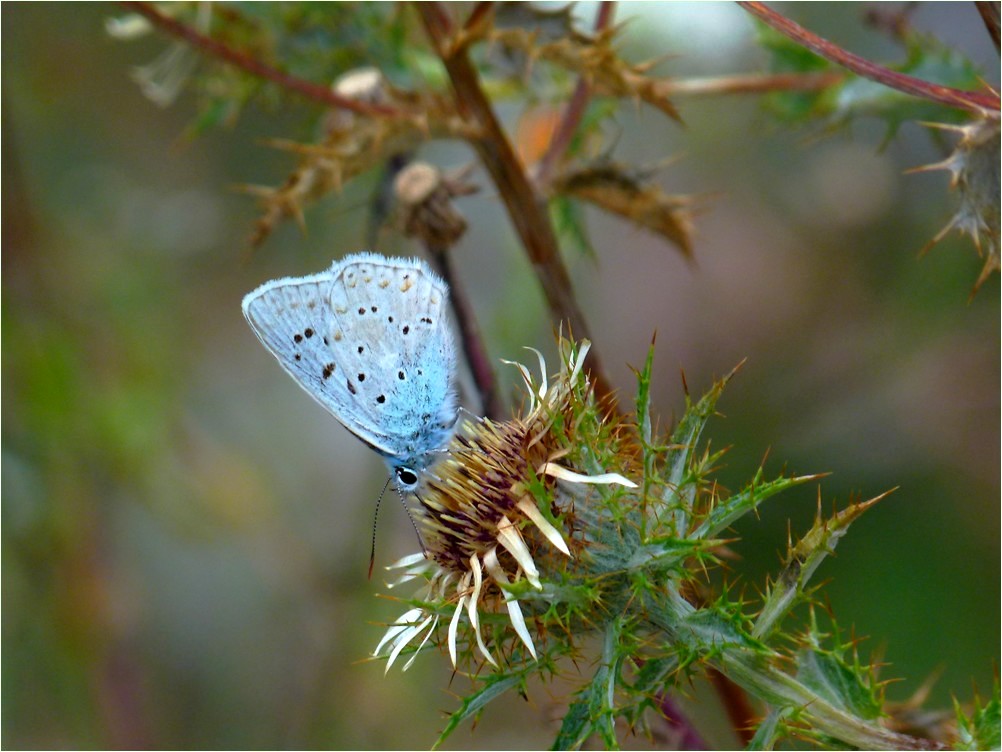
left=374, top=339, right=637, bottom=671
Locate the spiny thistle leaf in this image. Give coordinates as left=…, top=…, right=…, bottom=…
left=552, top=160, right=697, bottom=258
left=824, top=37, right=983, bottom=139
left=755, top=20, right=984, bottom=134
left=623, top=536, right=720, bottom=574
left=553, top=619, right=626, bottom=750
left=633, top=337, right=657, bottom=458
left=476, top=12, right=681, bottom=121
left=434, top=670, right=530, bottom=750
left=753, top=492, right=888, bottom=639
left=916, top=114, right=1001, bottom=294
left=796, top=648, right=883, bottom=721
left=630, top=655, right=680, bottom=697
left=693, top=469, right=821, bottom=541
left=954, top=683, right=1001, bottom=751
left=667, top=364, right=741, bottom=483
left=658, top=363, right=743, bottom=537
left=746, top=707, right=792, bottom=751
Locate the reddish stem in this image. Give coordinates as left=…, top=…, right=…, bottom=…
left=536, top=2, right=617, bottom=186
left=739, top=1, right=1000, bottom=112
left=708, top=667, right=757, bottom=746
left=424, top=243, right=503, bottom=420
left=119, top=1, right=401, bottom=116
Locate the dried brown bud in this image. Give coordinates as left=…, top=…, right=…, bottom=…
left=325, top=67, right=390, bottom=134
left=394, top=162, right=478, bottom=249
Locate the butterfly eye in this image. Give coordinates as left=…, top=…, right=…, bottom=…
left=395, top=466, right=419, bottom=490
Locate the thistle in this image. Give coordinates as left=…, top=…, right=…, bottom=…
left=374, top=339, right=637, bottom=670
left=372, top=338, right=997, bottom=750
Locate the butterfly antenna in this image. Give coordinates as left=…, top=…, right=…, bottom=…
left=369, top=476, right=392, bottom=579
left=399, top=488, right=429, bottom=559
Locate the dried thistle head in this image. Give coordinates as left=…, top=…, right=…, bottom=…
left=374, top=339, right=638, bottom=671
left=394, top=162, right=479, bottom=249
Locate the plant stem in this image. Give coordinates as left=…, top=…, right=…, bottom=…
left=416, top=2, right=615, bottom=405
left=424, top=243, right=503, bottom=420
left=976, top=1, right=1001, bottom=53
left=655, top=71, right=844, bottom=98
left=739, top=1, right=1001, bottom=112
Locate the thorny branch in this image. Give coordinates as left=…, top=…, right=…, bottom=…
left=125, top=0, right=617, bottom=404
left=416, top=2, right=616, bottom=405
left=739, top=1, right=1001, bottom=113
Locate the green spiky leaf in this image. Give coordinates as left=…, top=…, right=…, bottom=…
left=796, top=648, right=882, bottom=721
left=754, top=493, right=886, bottom=638
left=955, top=685, right=1001, bottom=751
left=434, top=671, right=528, bottom=749
left=747, top=707, right=792, bottom=750
left=693, top=470, right=819, bottom=540
left=552, top=619, right=625, bottom=750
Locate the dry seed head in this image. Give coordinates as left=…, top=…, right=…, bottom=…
left=374, top=340, right=637, bottom=671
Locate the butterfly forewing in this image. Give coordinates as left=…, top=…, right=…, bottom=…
left=242, top=253, right=459, bottom=474
left=241, top=270, right=397, bottom=456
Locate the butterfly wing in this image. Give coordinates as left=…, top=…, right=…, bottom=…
left=242, top=253, right=458, bottom=468
left=325, top=253, right=458, bottom=469
left=241, top=267, right=398, bottom=456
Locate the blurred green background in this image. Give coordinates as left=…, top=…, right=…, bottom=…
left=3, top=3, right=998, bottom=749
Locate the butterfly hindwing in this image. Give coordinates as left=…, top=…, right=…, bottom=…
left=326, top=254, right=458, bottom=465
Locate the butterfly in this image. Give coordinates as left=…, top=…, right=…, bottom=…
left=241, top=252, right=459, bottom=494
